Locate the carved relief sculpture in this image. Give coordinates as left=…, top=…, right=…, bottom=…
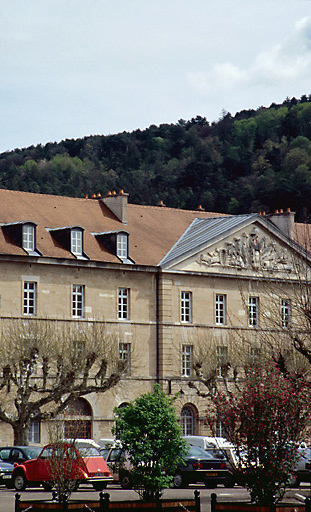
left=198, top=228, right=293, bottom=272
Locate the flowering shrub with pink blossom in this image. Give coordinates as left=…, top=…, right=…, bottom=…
left=205, top=362, right=311, bottom=505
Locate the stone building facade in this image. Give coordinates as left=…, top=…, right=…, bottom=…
left=0, top=188, right=307, bottom=445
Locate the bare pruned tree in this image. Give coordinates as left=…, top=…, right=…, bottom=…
left=0, top=318, right=126, bottom=444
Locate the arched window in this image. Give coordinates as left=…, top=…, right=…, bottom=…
left=181, top=405, right=197, bottom=436
left=63, top=398, right=92, bottom=439
left=118, top=402, right=130, bottom=410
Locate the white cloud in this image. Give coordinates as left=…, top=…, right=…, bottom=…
left=188, top=16, right=311, bottom=94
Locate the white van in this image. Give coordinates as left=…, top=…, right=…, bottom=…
left=183, top=436, right=233, bottom=451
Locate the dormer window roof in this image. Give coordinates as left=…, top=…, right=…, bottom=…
left=93, top=230, right=134, bottom=264
left=47, top=226, right=88, bottom=260
left=1, top=221, right=41, bottom=256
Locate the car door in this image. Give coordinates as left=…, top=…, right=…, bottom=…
left=26, top=446, right=52, bottom=482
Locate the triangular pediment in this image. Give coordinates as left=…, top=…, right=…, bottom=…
left=160, top=214, right=308, bottom=277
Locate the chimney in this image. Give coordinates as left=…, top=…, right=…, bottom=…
left=267, top=208, right=295, bottom=239
left=102, top=189, right=129, bottom=224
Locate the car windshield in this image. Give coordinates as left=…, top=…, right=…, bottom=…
left=23, top=447, right=42, bottom=459
left=77, top=446, right=100, bottom=457
left=109, top=448, right=123, bottom=461
left=187, top=446, right=214, bottom=458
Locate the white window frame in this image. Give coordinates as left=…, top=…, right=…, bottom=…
left=216, top=345, right=228, bottom=378
left=71, top=229, right=83, bottom=256
left=182, top=345, right=193, bottom=377
left=119, top=342, right=131, bottom=374
left=118, top=288, right=129, bottom=320
left=181, top=291, right=192, bottom=323
left=215, top=294, right=226, bottom=325
left=117, top=234, right=128, bottom=259
left=250, top=346, right=261, bottom=365
left=72, top=285, right=84, bottom=318
left=281, top=299, right=291, bottom=328
left=181, top=406, right=194, bottom=435
left=22, top=224, right=35, bottom=252
left=28, top=419, right=40, bottom=444
left=23, top=281, right=36, bottom=316
left=248, top=296, right=259, bottom=327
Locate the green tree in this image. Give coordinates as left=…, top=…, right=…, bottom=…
left=113, top=384, right=186, bottom=501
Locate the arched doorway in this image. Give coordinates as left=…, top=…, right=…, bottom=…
left=180, top=404, right=198, bottom=435
left=63, top=398, right=93, bottom=439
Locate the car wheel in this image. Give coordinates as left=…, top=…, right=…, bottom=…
left=290, top=477, right=300, bottom=488
left=173, top=473, right=184, bottom=489
left=92, top=482, right=107, bottom=491
left=224, top=475, right=235, bottom=488
left=14, top=472, right=27, bottom=491
left=204, top=480, right=216, bottom=489
left=42, top=482, right=54, bottom=491
left=120, top=473, right=132, bottom=490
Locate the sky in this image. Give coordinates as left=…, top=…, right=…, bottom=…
left=1, top=0, right=311, bottom=153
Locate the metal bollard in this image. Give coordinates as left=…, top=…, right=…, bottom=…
left=14, top=493, right=21, bottom=512
left=100, top=492, right=110, bottom=512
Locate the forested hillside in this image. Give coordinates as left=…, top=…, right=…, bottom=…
left=1, top=95, right=311, bottom=221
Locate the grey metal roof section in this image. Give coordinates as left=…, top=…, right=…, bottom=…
left=159, top=214, right=258, bottom=267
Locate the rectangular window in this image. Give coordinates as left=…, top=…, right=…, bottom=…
left=118, top=288, right=129, bottom=320
left=215, top=294, right=226, bottom=325
left=248, top=297, right=259, bottom=326
left=181, top=291, right=192, bottom=323
left=22, top=224, right=35, bottom=252
left=281, top=299, right=291, bottom=328
left=72, top=285, right=84, bottom=318
left=250, top=347, right=261, bottom=365
left=216, top=346, right=228, bottom=378
left=28, top=420, right=40, bottom=444
left=71, top=229, right=83, bottom=256
left=23, top=282, right=36, bottom=315
left=119, top=342, right=131, bottom=374
left=117, top=234, right=128, bottom=259
left=182, top=345, right=193, bottom=377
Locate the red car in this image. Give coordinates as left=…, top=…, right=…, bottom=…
left=12, top=442, right=112, bottom=491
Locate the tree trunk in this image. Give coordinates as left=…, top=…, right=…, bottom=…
left=13, top=424, right=29, bottom=446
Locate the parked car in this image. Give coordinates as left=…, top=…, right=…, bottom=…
left=173, top=446, right=231, bottom=488
left=0, top=446, right=42, bottom=465
left=100, top=445, right=133, bottom=488
left=59, top=438, right=101, bottom=457
left=183, top=436, right=230, bottom=452
left=290, top=444, right=311, bottom=487
left=0, top=458, right=14, bottom=487
left=11, top=442, right=112, bottom=491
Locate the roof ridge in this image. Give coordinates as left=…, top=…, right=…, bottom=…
left=0, top=188, right=89, bottom=202
left=128, top=203, right=227, bottom=215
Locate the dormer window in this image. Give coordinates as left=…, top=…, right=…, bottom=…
left=71, top=228, right=83, bottom=256
left=22, top=224, right=35, bottom=252
left=117, top=233, right=128, bottom=259
left=47, top=226, right=88, bottom=260
left=92, top=230, right=134, bottom=264
left=1, top=221, right=41, bottom=256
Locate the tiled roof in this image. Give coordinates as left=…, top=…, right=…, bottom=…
left=0, top=189, right=225, bottom=266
